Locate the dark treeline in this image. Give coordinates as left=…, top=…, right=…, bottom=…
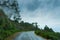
left=35, top=25, right=60, bottom=40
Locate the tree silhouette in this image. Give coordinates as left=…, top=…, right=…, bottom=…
left=0, top=0, right=21, bottom=22
left=44, top=25, right=54, bottom=32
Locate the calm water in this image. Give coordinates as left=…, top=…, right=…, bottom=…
left=14, top=31, right=46, bottom=40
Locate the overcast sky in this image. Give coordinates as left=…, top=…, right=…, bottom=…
left=18, top=0, right=60, bottom=32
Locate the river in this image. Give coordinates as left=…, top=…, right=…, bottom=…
left=14, top=31, right=46, bottom=40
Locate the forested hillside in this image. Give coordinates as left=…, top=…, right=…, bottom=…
left=0, top=9, right=18, bottom=40
left=0, top=9, right=36, bottom=40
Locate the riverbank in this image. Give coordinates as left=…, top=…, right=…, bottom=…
left=5, top=32, right=20, bottom=40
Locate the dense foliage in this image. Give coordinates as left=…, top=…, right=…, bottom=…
left=0, top=9, right=37, bottom=40
left=19, top=21, right=37, bottom=31
left=0, top=0, right=21, bottom=40
left=35, top=25, right=60, bottom=40
left=0, top=8, right=60, bottom=40
left=0, top=0, right=60, bottom=39
left=0, top=9, right=18, bottom=40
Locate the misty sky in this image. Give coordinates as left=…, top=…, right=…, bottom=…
left=18, top=0, right=60, bottom=32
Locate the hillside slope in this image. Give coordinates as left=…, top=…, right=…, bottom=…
left=0, top=9, right=36, bottom=40
left=0, top=9, right=19, bottom=40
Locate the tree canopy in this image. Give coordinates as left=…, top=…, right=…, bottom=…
left=0, top=0, right=21, bottom=22
left=44, top=25, right=54, bottom=32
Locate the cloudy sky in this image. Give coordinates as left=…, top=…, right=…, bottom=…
left=18, top=0, right=60, bottom=32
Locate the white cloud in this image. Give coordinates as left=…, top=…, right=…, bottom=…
left=18, top=0, right=60, bottom=32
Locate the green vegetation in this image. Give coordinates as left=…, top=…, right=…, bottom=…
left=19, top=21, right=36, bottom=31
left=0, top=9, right=37, bottom=40
left=35, top=25, right=60, bottom=40
left=0, top=0, right=37, bottom=40
left=0, top=8, right=60, bottom=40
left=0, top=9, right=18, bottom=40
left=0, top=0, right=60, bottom=40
